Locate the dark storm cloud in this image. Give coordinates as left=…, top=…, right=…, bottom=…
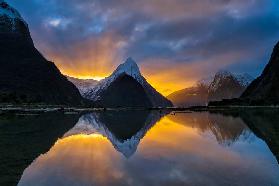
left=5, top=0, right=279, bottom=94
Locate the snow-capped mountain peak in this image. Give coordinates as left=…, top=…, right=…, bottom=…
left=235, top=73, right=254, bottom=87
left=112, top=57, right=141, bottom=78
left=82, top=57, right=172, bottom=107
left=209, top=70, right=254, bottom=92
left=84, top=57, right=146, bottom=101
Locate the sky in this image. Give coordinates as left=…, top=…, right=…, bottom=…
left=7, top=0, right=279, bottom=95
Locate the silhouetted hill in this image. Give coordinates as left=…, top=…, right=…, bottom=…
left=241, top=42, right=279, bottom=104
left=0, top=1, right=83, bottom=105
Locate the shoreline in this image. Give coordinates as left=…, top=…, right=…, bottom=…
left=0, top=105, right=279, bottom=115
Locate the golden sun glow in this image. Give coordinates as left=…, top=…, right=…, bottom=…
left=56, top=58, right=197, bottom=96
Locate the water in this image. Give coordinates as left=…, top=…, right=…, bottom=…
left=0, top=110, right=278, bottom=186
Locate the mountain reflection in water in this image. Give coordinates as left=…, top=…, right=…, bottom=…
left=167, top=112, right=253, bottom=146
left=17, top=110, right=279, bottom=186
left=64, top=110, right=166, bottom=157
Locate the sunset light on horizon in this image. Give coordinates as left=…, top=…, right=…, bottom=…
left=6, top=0, right=279, bottom=96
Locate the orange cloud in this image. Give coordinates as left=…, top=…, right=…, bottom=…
left=38, top=31, right=126, bottom=79
left=140, top=51, right=249, bottom=96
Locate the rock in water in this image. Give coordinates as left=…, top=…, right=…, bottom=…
left=0, top=1, right=83, bottom=105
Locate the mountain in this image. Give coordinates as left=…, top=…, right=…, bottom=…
left=0, top=1, right=84, bottom=105
left=93, top=74, right=152, bottom=108
left=67, top=76, right=98, bottom=96
left=241, top=42, right=279, bottom=104
left=208, top=71, right=253, bottom=102
left=84, top=58, right=173, bottom=108
left=209, top=41, right=279, bottom=106
left=168, top=71, right=253, bottom=107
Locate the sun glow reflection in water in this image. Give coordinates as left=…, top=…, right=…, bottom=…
left=18, top=112, right=279, bottom=186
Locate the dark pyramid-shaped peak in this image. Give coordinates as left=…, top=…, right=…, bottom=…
left=84, top=57, right=173, bottom=108
left=94, top=74, right=152, bottom=108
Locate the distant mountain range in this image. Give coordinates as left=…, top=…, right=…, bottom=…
left=0, top=1, right=84, bottom=105
left=167, top=83, right=209, bottom=107
left=209, top=41, right=279, bottom=106
left=168, top=71, right=254, bottom=107
left=69, top=58, right=173, bottom=108
left=66, top=76, right=98, bottom=96
left=208, top=71, right=254, bottom=102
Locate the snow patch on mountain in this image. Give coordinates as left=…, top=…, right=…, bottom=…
left=67, top=76, right=98, bottom=96
left=235, top=73, right=254, bottom=87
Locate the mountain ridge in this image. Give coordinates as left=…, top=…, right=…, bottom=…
left=0, top=1, right=84, bottom=105
left=241, top=41, right=279, bottom=103
left=168, top=71, right=254, bottom=107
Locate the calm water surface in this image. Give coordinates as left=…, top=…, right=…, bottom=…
left=1, top=110, right=279, bottom=186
